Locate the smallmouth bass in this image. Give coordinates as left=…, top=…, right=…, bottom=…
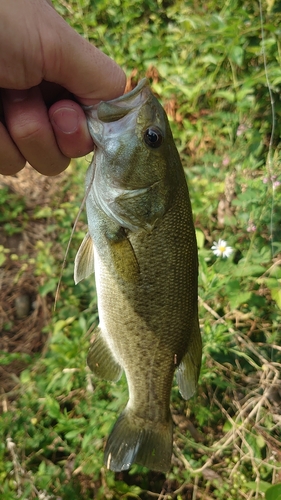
left=74, top=79, right=202, bottom=473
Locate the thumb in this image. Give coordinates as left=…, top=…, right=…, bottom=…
left=42, top=3, right=126, bottom=105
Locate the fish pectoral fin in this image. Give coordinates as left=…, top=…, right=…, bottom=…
left=177, top=322, right=202, bottom=400
left=87, top=327, right=123, bottom=382
left=104, top=409, right=173, bottom=473
left=74, top=232, right=95, bottom=284
left=108, top=236, right=140, bottom=283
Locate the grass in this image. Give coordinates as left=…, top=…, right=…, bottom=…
left=0, top=0, right=281, bottom=499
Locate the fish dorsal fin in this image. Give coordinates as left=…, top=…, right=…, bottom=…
left=74, top=232, right=95, bottom=284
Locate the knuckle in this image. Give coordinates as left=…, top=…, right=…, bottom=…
left=10, top=117, right=43, bottom=143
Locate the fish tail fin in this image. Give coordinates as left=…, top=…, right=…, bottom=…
left=104, top=409, right=173, bottom=473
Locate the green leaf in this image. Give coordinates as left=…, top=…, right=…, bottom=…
left=0, top=252, right=6, bottom=267
left=269, top=266, right=281, bottom=279
left=229, top=291, right=252, bottom=310
left=39, top=279, right=57, bottom=297
left=114, top=481, right=142, bottom=496
left=196, top=229, right=205, bottom=249
left=65, top=429, right=82, bottom=440
left=245, top=481, right=271, bottom=493
left=215, top=90, right=236, bottom=103
left=34, top=206, right=52, bottom=219
left=20, top=369, right=31, bottom=384
left=270, top=288, right=281, bottom=309
left=233, top=264, right=265, bottom=277
left=266, top=483, right=281, bottom=500
left=222, top=420, right=232, bottom=432
left=256, top=434, right=265, bottom=449
left=0, top=352, right=32, bottom=366
left=53, top=317, right=76, bottom=334
left=45, top=396, right=61, bottom=420
left=229, top=45, right=244, bottom=66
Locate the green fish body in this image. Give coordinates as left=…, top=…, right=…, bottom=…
left=74, top=79, right=202, bottom=473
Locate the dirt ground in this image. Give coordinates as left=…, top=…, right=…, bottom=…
left=0, top=165, right=67, bottom=393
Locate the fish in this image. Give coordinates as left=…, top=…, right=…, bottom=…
left=74, top=78, right=202, bottom=473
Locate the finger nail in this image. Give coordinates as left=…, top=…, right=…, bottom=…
left=4, top=89, right=29, bottom=102
left=51, top=107, right=79, bottom=134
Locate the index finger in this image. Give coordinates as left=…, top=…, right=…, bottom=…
left=42, top=4, right=126, bottom=104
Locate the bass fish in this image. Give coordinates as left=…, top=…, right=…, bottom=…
left=74, top=78, right=202, bottom=473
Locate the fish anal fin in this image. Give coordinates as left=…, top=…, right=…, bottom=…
left=87, top=327, right=123, bottom=382
left=104, top=409, right=173, bottom=473
left=74, top=232, right=95, bottom=284
left=177, top=322, right=202, bottom=400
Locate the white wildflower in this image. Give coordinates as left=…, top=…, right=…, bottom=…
left=211, top=239, right=233, bottom=258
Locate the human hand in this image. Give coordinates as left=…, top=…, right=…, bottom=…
left=0, top=0, right=126, bottom=176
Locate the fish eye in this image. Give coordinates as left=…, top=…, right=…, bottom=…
left=143, top=127, right=163, bottom=149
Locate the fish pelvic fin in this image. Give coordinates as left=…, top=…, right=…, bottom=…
left=104, top=409, right=173, bottom=473
left=74, top=232, right=95, bottom=284
left=87, top=327, right=123, bottom=382
left=177, top=320, right=202, bottom=400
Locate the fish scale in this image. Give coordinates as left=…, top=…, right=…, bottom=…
left=74, top=78, right=202, bottom=473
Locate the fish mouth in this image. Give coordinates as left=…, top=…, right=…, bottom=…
left=96, top=78, right=150, bottom=122
left=83, top=79, right=151, bottom=145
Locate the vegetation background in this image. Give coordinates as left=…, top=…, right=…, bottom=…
left=0, top=0, right=281, bottom=499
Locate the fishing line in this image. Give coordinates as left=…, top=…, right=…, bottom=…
left=54, top=151, right=96, bottom=309
left=258, top=0, right=276, bottom=257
